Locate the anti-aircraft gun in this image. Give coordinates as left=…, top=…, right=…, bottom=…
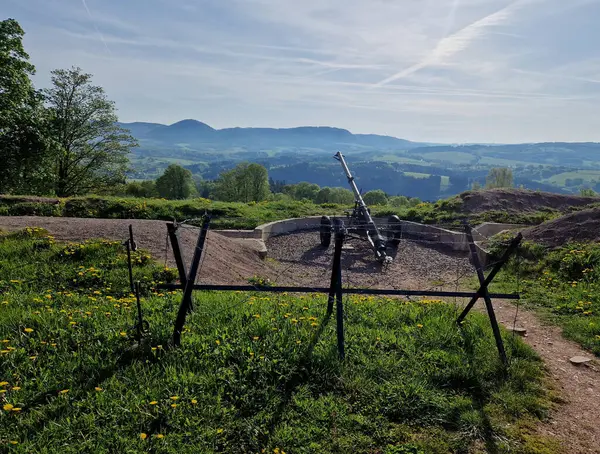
left=319, top=151, right=402, bottom=264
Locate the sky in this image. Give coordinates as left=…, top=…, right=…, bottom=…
left=5, top=0, right=600, bottom=143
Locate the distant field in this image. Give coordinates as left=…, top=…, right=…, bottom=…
left=403, top=171, right=430, bottom=179
left=479, top=156, right=537, bottom=166
left=546, top=170, right=600, bottom=186
left=372, top=154, right=431, bottom=165
left=420, top=151, right=474, bottom=164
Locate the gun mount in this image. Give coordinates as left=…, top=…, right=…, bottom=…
left=319, top=152, right=402, bottom=264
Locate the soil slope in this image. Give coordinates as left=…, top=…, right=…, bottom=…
left=458, top=189, right=597, bottom=214
left=523, top=207, right=600, bottom=247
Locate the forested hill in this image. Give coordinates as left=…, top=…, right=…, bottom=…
left=118, top=120, right=421, bottom=151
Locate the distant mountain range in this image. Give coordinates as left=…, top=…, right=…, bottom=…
left=118, top=119, right=422, bottom=151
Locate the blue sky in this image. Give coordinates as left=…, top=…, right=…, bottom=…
left=5, top=0, right=600, bottom=143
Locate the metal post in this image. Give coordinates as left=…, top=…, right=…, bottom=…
left=327, top=230, right=343, bottom=315
left=335, top=231, right=345, bottom=360
left=457, top=232, right=523, bottom=324
left=463, top=223, right=508, bottom=365
left=173, top=215, right=211, bottom=347
left=167, top=223, right=188, bottom=286
left=327, top=227, right=345, bottom=360
left=125, top=240, right=135, bottom=294
left=129, top=224, right=137, bottom=251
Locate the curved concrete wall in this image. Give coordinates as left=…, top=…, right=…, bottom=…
left=217, top=217, right=526, bottom=266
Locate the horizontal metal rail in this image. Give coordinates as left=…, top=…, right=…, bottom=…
left=156, top=283, right=519, bottom=299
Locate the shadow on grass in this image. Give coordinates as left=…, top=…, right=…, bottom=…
left=22, top=334, right=170, bottom=430
left=260, top=307, right=335, bottom=448
left=459, top=326, right=506, bottom=454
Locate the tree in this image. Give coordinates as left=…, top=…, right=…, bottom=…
left=329, top=187, right=354, bottom=204
left=125, top=180, right=157, bottom=198
left=363, top=189, right=387, bottom=206
left=156, top=164, right=196, bottom=199
left=388, top=195, right=409, bottom=208
left=0, top=19, right=53, bottom=195
left=485, top=168, right=514, bottom=189
left=289, top=182, right=320, bottom=201
left=580, top=188, right=596, bottom=197
left=214, top=162, right=270, bottom=202
left=44, top=67, right=137, bottom=196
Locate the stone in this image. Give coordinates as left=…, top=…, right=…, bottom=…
left=569, top=356, right=592, bottom=365
left=512, top=327, right=527, bottom=336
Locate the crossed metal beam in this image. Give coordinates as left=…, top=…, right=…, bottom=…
left=166, top=217, right=522, bottom=364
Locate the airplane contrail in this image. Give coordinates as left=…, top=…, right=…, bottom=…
left=81, top=0, right=112, bottom=56
left=373, top=0, right=525, bottom=87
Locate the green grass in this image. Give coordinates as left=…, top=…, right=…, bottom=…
left=403, top=172, right=430, bottom=179
left=0, top=193, right=560, bottom=230
left=420, top=151, right=475, bottom=165
left=0, top=196, right=347, bottom=230
left=0, top=229, right=555, bottom=453
left=545, top=170, right=600, bottom=186
left=486, top=237, right=600, bottom=356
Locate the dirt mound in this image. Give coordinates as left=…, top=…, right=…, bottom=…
left=522, top=207, right=600, bottom=247
left=458, top=189, right=597, bottom=214
left=0, top=216, right=269, bottom=284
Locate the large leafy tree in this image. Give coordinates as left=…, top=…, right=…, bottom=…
left=0, top=18, right=52, bottom=194
left=44, top=67, right=137, bottom=196
left=485, top=168, right=514, bottom=189
left=214, top=162, right=270, bottom=202
left=156, top=164, right=196, bottom=199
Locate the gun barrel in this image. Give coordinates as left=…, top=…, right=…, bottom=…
left=334, top=151, right=390, bottom=263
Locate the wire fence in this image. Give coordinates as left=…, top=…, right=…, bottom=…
left=146, top=215, right=523, bottom=365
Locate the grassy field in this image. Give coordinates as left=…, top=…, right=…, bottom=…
left=487, top=236, right=600, bottom=356
left=0, top=228, right=556, bottom=453
left=545, top=170, right=600, bottom=186
left=420, top=151, right=475, bottom=165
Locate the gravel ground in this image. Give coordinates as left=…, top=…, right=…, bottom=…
left=266, top=230, right=474, bottom=290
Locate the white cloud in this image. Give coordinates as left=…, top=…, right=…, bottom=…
left=4, top=0, right=600, bottom=142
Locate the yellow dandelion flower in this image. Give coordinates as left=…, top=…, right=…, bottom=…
left=149, top=401, right=158, bottom=405
left=296, top=340, right=301, bottom=344
left=253, top=314, right=261, bottom=319
left=0, top=381, right=8, bottom=386
left=0, top=390, right=6, bottom=393
left=156, top=434, right=164, bottom=439
left=69, top=321, right=77, bottom=326
left=170, top=396, right=178, bottom=400
left=24, top=328, right=34, bottom=333
left=215, top=340, right=220, bottom=345
left=59, top=389, right=69, bottom=394
left=12, top=407, right=22, bottom=412
left=311, top=322, right=318, bottom=327
left=417, top=324, right=423, bottom=328
left=253, top=336, right=259, bottom=341
left=171, top=403, right=177, bottom=408
left=120, top=332, right=127, bottom=337
left=12, top=386, right=21, bottom=391
left=249, top=352, right=254, bottom=356
left=3, top=403, right=14, bottom=411
left=216, top=428, right=224, bottom=434
left=291, top=319, right=298, bottom=324
left=140, top=433, right=147, bottom=440
left=95, top=387, right=103, bottom=392
left=9, top=441, right=18, bottom=445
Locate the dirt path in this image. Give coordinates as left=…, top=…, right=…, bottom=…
left=493, top=301, right=600, bottom=453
